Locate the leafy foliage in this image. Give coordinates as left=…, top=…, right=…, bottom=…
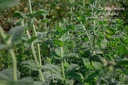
left=0, top=0, right=128, bottom=85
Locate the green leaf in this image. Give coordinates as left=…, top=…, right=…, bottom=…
left=32, top=10, right=49, bottom=17
left=42, top=71, right=63, bottom=84
left=34, top=81, right=42, bottom=85
left=89, top=0, right=95, bottom=4
left=52, top=48, right=61, bottom=59
left=62, top=36, right=70, bottom=41
left=116, top=60, right=128, bottom=66
left=70, top=72, right=84, bottom=82
left=56, top=26, right=63, bottom=33
left=93, top=61, right=102, bottom=70
left=64, top=53, right=79, bottom=58
left=27, top=37, right=37, bottom=44
left=84, top=72, right=97, bottom=82
left=93, top=48, right=103, bottom=54
left=0, top=68, right=20, bottom=81
left=42, top=64, right=61, bottom=75
left=124, top=39, right=128, bottom=44
left=21, top=60, right=38, bottom=71
left=65, top=64, right=83, bottom=81
left=0, top=44, right=7, bottom=50
left=118, top=45, right=128, bottom=58
left=18, top=77, right=34, bottom=85
left=13, top=11, right=27, bottom=18
left=66, top=79, right=75, bottom=85
left=0, top=0, right=20, bottom=9
left=66, top=64, right=79, bottom=77
left=100, top=39, right=107, bottom=48
left=8, top=26, right=25, bottom=44
left=53, top=39, right=64, bottom=47
left=59, top=30, right=68, bottom=38
left=0, top=77, right=34, bottom=85
left=82, top=58, right=92, bottom=69
left=67, top=24, right=75, bottom=30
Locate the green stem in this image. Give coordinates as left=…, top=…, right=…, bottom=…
left=27, top=0, right=44, bottom=82
left=26, top=28, right=44, bottom=82
left=96, top=76, right=101, bottom=85
left=9, top=49, right=17, bottom=81
left=31, top=43, right=44, bottom=82
left=32, top=24, right=42, bottom=66
left=44, top=15, right=47, bottom=31
left=70, top=0, right=74, bottom=22
left=0, top=26, right=6, bottom=39
left=28, top=0, right=42, bottom=66
left=28, top=0, right=32, bottom=14
left=91, top=3, right=96, bottom=55
left=31, top=43, right=40, bottom=66
left=60, top=38, right=66, bottom=84
left=83, top=0, right=85, bottom=7
left=0, top=26, right=17, bottom=81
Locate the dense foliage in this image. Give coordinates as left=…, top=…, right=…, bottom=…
left=0, top=0, right=128, bottom=85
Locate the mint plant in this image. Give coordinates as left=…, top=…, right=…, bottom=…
left=0, top=0, right=128, bottom=85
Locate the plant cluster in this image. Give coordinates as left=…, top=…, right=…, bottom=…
left=0, top=0, right=128, bottom=85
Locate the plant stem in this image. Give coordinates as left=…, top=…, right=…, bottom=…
left=27, top=0, right=44, bottom=82
left=0, top=26, right=6, bottom=39
left=83, top=0, right=85, bottom=7
left=28, top=0, right=32, bottom=14
left=28, top=0, right=42, bottom=66
left=70, top=0, right=74, bottom=22
left=60, top=37, right=66, bottom=84
left=91, top=3, right=96, bottom=55
left=31, top=43, right=45, bottom=82
left=0, top=26, right=17, bottom=81
left=9, top=49, right=17, bottom=81
left=26, top=29, right=45, bottom=82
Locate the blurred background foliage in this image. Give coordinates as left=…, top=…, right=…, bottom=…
left=0, top=0, right=127, bottom=75
left=0, top=0, right=128, bottom=84
left=0, top=0, right=127, bottom=32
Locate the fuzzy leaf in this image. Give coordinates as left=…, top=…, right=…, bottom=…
left=21, top=60, right=38, bottom=71
left=0, top=77, right=34, bottom=85
left=8, top=26, right=25, bottom=44
left=0, top=68, right=20, bottom=81
left=68, top=72, right=84, bottom=82
left=66, top=64, right=79, bottom=77
left=42, top=64, right=61, bottom=75
left=64, top=53, right=79, bottom=58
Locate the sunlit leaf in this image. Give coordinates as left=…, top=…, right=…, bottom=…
left=53, top=39, right=64, bottom=47
left=118, top=45, right=128, bottom=58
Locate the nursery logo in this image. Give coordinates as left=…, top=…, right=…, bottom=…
left=99, top=6, right=125, bottom=16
